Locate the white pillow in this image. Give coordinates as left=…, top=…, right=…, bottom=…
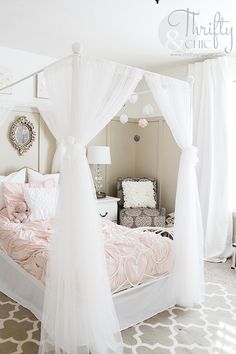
left=27, top=169, right=60, bottom=184
left=24, top=186, right=58, bottom=221
left=122, top=181, right=156, bottom=208
left=0, top=169, right=26, bottom=209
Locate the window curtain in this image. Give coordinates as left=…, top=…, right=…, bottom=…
left=189, top=58, right=232, bottom=261
left=39, top=54, right=143, bottom=354
left=145, top=73, right=204, bottom=307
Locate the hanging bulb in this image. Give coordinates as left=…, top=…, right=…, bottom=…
left=129, top=94, right=139, bottom=104
left=120, top=113, right=129, bottom=124
left=142, top=104, right=154, bottom=116
left=139, top=118, right=148, bottom=128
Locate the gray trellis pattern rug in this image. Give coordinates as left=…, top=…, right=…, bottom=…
left=0, top=261, right=235, bottom=354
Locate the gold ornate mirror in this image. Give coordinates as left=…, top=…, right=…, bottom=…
left=9, top=116, right=36, bottom=155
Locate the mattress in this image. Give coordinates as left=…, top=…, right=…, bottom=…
left=0, top=208, right=174, bottom=294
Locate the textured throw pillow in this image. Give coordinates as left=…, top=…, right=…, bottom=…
left=0, top=169, right=26, bottom=210
left=3, top=180, right=56, bottom=220
left=24, top=186, right=58, bottom=221
left=27, top=168, right=60, bottom=184
left=122, top=181, right=156, bottom=208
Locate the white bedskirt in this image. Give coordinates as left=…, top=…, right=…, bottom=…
left=0, top=249, right=175, bottom=330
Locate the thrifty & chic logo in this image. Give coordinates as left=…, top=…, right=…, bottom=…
left=159, top=8, right=234, bottom=56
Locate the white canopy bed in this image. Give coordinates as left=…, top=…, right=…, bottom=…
left=0, top=43, right=203, bottom=354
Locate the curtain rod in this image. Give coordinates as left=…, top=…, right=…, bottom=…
left=0, top=42, right=189, bottom=93
left=0, top=43, right=83, bottom=93
left=1, top=42, right=234, bottom=92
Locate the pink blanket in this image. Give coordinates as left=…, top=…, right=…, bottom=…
left=0, top=208, right=174, bottom=293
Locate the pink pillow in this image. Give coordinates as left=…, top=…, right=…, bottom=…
left=3, top=180, right=56, bottom=220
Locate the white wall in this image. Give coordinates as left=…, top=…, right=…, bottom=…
left=0, top=47, right=57, bottom=173
left=0, top=46, right=55, bottom=103
left=0, top=106, right=56, bottom=175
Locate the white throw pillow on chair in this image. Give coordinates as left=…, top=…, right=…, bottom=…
left=122, top=181, right=156, bottom=208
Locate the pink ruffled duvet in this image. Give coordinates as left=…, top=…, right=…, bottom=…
left=0, top=208, right=174, bottom=293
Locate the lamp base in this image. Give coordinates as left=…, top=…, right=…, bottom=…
left=96, top=192, right=106, bottom=199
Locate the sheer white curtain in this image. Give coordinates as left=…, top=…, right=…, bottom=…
left=145, top=73, right=204, bottom=307
left=189, top=58, right=232, bottom=260
left=39, top=54, right=143, bottom=354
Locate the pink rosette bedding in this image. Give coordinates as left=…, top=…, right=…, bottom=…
left=0, top=208, right=174, bottom=293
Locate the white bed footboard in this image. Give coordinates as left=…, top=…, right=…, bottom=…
left=0, top=250, right=175, bottom=330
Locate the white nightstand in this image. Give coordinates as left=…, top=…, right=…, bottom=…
left=97, top=196, right=120, bottom=223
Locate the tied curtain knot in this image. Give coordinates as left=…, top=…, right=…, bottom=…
left=63, top=136, right=86, bottom=161
left=182, top=146, right=199, bottom=165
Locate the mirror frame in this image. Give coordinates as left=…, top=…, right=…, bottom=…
left=9, top=116, right=36, bottom=155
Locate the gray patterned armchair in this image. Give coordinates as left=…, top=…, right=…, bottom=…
left=117, top=177, right=166, bottom=228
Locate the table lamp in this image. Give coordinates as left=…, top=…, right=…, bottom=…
left=87, top=146, right=111, bottom=199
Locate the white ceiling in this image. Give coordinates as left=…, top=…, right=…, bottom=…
left=0, top=0, right=235, bottom=70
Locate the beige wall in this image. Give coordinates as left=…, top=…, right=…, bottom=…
left=89, top=118, right=180, bottom=213
left=0, top=109, right=180, bottom=213
left=106, top=121, right=136, bottom=196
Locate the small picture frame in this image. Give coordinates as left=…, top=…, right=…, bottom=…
left=36, top=72, right=48, bottom=99
left=0, top=68, right=12, bottom=95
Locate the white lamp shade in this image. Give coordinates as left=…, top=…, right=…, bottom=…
left=87, top=146, right=111, bottom=165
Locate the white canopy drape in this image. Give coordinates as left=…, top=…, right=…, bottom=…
left=145, top=73, right=204, bottom=306
left=39, top=54, right=143, bottom=354
left=0, top=48, right=204, bottom=354
left=189, top=58, right=232, bottom=260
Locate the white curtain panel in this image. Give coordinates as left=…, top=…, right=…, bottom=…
left=39, top=54, right=143, bottom=354
left=189, top=58, right=232, bottom=260
left=32, top=105, right=66, bottom=173
left=34, top=99, right=66, bottom=172
left=145, top=73, right=204, bottom=307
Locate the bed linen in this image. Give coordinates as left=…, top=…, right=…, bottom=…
left=0, top=208, right=174, bottom=293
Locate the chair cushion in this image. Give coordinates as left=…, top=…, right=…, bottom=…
left=122, top=180, right=156, bottom=208
left=120, top=208, right=165, bottom=228
left=117, top=177, right=158, bottom=209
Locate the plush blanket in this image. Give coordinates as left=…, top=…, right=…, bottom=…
left=0, top=208, right=174, bottom=293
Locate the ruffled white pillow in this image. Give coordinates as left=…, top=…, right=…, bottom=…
left=122, top=181, right=156, bottom=208
left=24, top=186, right=58, bottom=221
left=27, top=168, right=60, bottom=184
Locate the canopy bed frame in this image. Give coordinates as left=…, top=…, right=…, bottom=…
left=0, top=43, right=204, bottom=354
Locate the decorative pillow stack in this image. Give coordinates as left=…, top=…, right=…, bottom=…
left=25, top=169, right=59, bottom=221
left=122, top=180, right=156, bottom=208
left=3, top=179, right=56, bottom=221
left=1, top=168, right=59, bottom=222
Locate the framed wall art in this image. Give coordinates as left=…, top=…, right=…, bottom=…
left=36, top=72, right=49, bottom=99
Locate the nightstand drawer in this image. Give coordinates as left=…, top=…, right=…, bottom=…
left=98, top=202, right=117, bottom=221
left=97, top=196, right=120, bottom=222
